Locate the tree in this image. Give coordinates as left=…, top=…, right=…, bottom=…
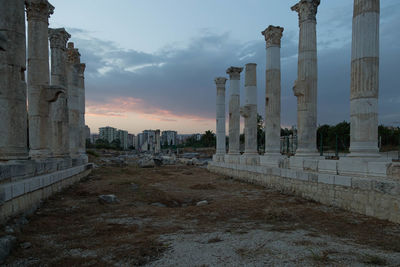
left=201, top=130, right=216, bottom=147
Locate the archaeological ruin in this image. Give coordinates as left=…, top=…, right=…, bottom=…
left=0, top=0, right=91, bottom=224
left=209, top=0, right=400, bottom=224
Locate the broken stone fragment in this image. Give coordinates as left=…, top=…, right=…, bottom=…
left=196, top=200, right=208, bottom=206
left=98, top=194, right=119, bottom=204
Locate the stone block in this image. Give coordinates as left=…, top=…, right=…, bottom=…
left=334, top=175, right=352, bottom=187
left=287, top=169, right=297, bottom=179
left=318, top=173, right=335, bottom=185
left=308, top=173, right=318, bottom=183
left=303, top=160, right=318, bottom=172
left=11, top=182, right=24, bottom=198
left=372, top=180, right=399, bottom=195
left=318, top=160, right=338, bottom=174
left=271, top=168, right=281, bottom=177
left=289, top=157, right=304, bottom=169
left=367, top=162, right=390, bottom=177
left=338, top=158, right=368, bottom=176
left=296, top=171, right=309, bottom=181
left=0, top=185, right=12, bottom=202
left=351, top=177, right=372, bottom=191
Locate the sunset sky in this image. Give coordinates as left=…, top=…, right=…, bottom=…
left=49, top=0, right=400, bottom=135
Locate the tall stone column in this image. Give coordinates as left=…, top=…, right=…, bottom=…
left=214, top=77, right=227, bottom=161
left=291, top=0, right=320, bottom=157
left=66, top=42, right=81, bottom=158
left=77, top=62, right=87, bottom=160
left=0, top=0, right=28, bottom=160
left=241, top=63, right=258, bottom=155
left=26, top=0, right=54, bottom=158
left=49, top=28, right=71, bottom=158
left=262, top=26, right=284, bottom=156
left=348, top=0, right=380, bottom=158
left=226, top=67, right=243, bottom=156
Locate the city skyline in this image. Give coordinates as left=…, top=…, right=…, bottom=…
left=49, top=0, right=400, bottom=134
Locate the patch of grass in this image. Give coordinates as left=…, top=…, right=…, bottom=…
left=207, top=236, right=223, bottom=243
left=86, top=150, right=99, bottom=157
left=308, top=249, right=331, bottom=264
left=362, top=254, right=387, bottom=266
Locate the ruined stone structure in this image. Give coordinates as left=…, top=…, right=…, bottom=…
left=0, top=0, right=91, bottom=223
left=291, top=0, right=320, bottom=157
left=214, top=77, right=227, bottom=162
left=349, top=0, right=380, bottom=158
left=262, top=26, right=284, bottom=158
left=226, top=67, right=242, bottom=163
left=240, top=64, right=259, bottom=165
left=49, top=28, right=71, bottom=158
left=0, top=0, right=29, bottom=160
left=209, top=0, right=400, bottom=224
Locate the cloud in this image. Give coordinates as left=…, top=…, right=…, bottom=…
left=67, top=6, right=399, bottom=132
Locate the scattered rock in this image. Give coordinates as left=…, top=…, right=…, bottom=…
left=153, top=158, right=163, bottom=166
left=98, top=194, right=119, bottom=204
left=151, top=202, right=167, bottom=208
left=4, top=226, right=14, bottom=234
left=138, top=158, right=155, bottom=168
left=196, top=200, right=209, bottom=206
left=20, top=242, right=32, bottom=249
left=0, top=235, right=16, bottom=263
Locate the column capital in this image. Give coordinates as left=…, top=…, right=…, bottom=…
left=226, top=67, right=243, bottom=80
left=49, top=28, right=71, bottom=50
left=291, top=0, right=320, bottom=25
left=214, top=77, right=227, bottom=88
left=67, top=42, right=81, bottom=64
left=26, top=0, right=54, bottom=22
left=262, top=26, right=284, bottom=48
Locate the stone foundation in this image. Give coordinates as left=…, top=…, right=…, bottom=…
left=0, top=163, right=92, bottom=224
left=208, top=160, right=400, bottom=224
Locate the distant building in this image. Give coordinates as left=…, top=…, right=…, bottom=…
left=177, top=134, right=192, bottom=145
left=161, top=130, right=177, bottom=146
left=85, top=125, right=91, bottom=141
left=116, top=130, right=128, bottom=150
left=99, top=126, right=117, bottom=143
left=127, top=134, right=135, bottom=149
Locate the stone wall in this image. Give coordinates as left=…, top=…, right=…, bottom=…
left=208, top=161, right=400, bottom=224
left=0, top=164, right=92, bottom=224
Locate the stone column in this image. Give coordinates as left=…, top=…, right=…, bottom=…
left=262, top=26, right=284, bottom=156
left=0, top=0, right=29, bottom=160
left=226, top=67, right=243, bottom=156
left=66, top=42, right=81, bottom=158
left=348, top=0, right=380, bottom=158
left=241, top=63, right=258, bottom=155
left=77, top=62, right=87, bottom=161
left=26, top=0, right=54, bottom=158
left=49, top=28, right=71, bottom=158
left=291, top=0, right=320, bottom=157
left=155, top=130, right=161, bottom=153
left=214, top=77, right=227, bottom=161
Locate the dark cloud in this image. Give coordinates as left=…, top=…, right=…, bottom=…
left=66, top=4, right=399, bottom=129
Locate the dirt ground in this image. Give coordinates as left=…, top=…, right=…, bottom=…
left=4, top=160, right=400, bottom=266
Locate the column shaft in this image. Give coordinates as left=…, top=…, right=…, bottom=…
left=215, top=77, right=227, bottom=156
left=292, top=0, right=320, bottom=156
left=0, top=0, right=28, bottom=160
left=26, top=0, right=54, bottom=158
left=263, top=26, right=284, bottom=155
left=49, top=28, right=71, bottom=158
left=226, top=67, right=243, bottom=155
left=349, top=0, right=380, bottom=157
left=242, top=63, right=258, bottom=154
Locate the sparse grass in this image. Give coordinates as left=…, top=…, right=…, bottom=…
left=86, top=150, right=99, bottom=157
left=235, top=243, right=272, bottom=259
left=362, top=254, right=387, bottom=266
left=308, top=249, right=331, bottom=264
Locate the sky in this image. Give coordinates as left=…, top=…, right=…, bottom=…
left=48, top=0, right=400, bottom=135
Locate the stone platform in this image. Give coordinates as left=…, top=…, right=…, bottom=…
left=208, top=157, right=400, bottom=224
left=0, top=158, right=91, bottom=224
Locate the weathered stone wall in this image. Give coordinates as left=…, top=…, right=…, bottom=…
left=0, top=164, right=92, bottom=224
left=208, top=161, right=400, bottom=224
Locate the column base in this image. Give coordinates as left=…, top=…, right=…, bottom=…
left=349, top=142, right=380, bottom=158
left=0, top=149, right=29, bottom=161
left=225, top=154, right=241, bottom=164
left=29, top=149, right=51, bottom=159
left=213, top=154, right=225, bottom=162
left=294, top=149, right=320, bottom=157
left=240, top=154, right=260, bottom=166
left=260, top=153, right=285, bottom=167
